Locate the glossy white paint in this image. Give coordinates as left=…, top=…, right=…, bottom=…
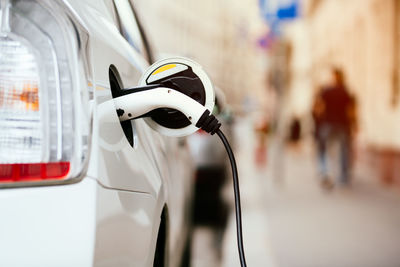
left=0, top=178, right=97, bottom=267
left=92, top=178, right=161, bottom=266
left=73, top=0, right=193, bottom=265
left=0, top=0, right=195, bottom=266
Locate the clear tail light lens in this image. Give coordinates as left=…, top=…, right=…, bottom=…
left=0, top=0, right=90, bottom=184
left=0, top=36, right=43, bottom=163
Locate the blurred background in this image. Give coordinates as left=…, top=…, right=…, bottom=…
left=134, top=0, right=400, bottom=266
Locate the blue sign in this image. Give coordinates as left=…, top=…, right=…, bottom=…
left=277, top=1, right=298, bottom=19
left=258, top=0, right=300, bottom=36
left=259, top=0, right=300, bottom=22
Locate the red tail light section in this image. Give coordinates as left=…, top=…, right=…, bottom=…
left=0, top=163, right=70, bottom=182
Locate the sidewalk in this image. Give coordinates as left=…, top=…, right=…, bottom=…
left=192, top=117, right=400, bottom=267
left=263, top=141, right=400, bottom=267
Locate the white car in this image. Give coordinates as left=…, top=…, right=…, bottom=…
left=0, top=0, right=196, bottom=266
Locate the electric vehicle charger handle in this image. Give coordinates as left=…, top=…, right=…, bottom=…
left=114, top=87, right=206, bottom=123
left=98, top=86, right=221, bottom=134
left=97, top=87, right=206, bottom=124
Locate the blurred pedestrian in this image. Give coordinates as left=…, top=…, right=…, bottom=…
left=254, top=117, right=269, bottom=168
left=288, top=117, right=301, bottom=143
left=312, top=68, right=357, bottom=189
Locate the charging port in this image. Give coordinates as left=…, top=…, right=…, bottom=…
left=109, top=65, right=135, bottom=147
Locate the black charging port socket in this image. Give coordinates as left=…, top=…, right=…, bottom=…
left=109, top=65, right=135, bottom=147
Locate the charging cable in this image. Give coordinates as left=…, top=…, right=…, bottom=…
left=195, top=109, right=247, bottom=267
left=109, top=86, right=247, bottom=267
left=216, top=129, right=247, bottom=267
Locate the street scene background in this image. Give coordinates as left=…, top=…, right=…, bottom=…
left=134, top=0, right=400, bottom=266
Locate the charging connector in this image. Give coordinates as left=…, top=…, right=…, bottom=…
left=195, top=109, right=221, bottom=135
left=113, top=87, right=221, bottom=135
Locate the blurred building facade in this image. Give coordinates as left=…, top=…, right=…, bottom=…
left=133, top=0, right=271, bottom=113
left=304, top=0, right=400, bottom=149
left=132, top=0, right=400, bottom=184
left=279, top=0, right=400, bottom=184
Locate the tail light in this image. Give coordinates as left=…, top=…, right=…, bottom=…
left=0, top=0, right=91, bottom=185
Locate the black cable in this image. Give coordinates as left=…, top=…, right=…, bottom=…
left=195, top=111, right=247, bottom=266
left=216, top=129, right=247, bottom=267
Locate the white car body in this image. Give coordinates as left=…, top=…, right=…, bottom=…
left=0, top=0, right=194, bottom=266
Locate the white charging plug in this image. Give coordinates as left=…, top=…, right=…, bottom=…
left=98, top=87, right=221, bottom=135
left=115, top=87, right=206, bottom=124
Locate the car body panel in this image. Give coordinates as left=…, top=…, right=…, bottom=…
left=0, top=178, right=97, bottom=267
left=69, top=0, right=194, bottom=265
left=93, top=180, right=160, bottom=266
left=0, top=0, right=195, bottom=266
